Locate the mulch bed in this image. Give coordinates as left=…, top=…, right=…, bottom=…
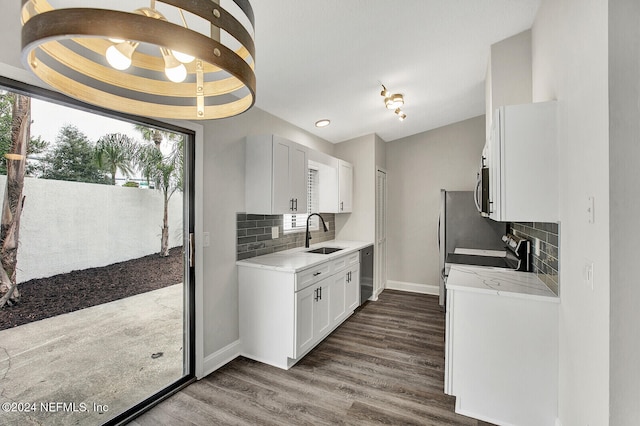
left=0, top=247, right=183, bottom=331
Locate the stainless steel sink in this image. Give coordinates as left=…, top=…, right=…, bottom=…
left=307, top=247, right=343, bottom=254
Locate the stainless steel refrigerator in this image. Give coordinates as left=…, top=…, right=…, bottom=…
left=438, top=190, right=507, bottom=305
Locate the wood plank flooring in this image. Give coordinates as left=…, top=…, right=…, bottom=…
left=131, top=290, right=494, bottom=426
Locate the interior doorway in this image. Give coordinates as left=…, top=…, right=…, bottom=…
left=375, top=168, right=388, bottom=298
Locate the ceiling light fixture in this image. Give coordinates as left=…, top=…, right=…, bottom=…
left=315, top=119, right=331, bottom=128
left=380, top=84, right=407, bottom=121
left=21, top=0, right=256, bottom=120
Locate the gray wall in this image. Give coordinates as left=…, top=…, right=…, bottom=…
left=198, top=108, right=334, bottom=358
left=334, top=134, right=377, bottom=242
left=609, top=0, right=640, bottom=423
left=386, top=115, right=484, bottom=288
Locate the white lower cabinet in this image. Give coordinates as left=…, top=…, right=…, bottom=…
left=445, top=288, right=558, bottom=425
left=239, top=252, right=360, bottom=370
left=295, top=277, right=330, bottom=358
left=329, top=264, right=359, bottom=324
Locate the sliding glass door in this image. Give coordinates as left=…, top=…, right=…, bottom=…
left=0, top=78, right=194, bottom=425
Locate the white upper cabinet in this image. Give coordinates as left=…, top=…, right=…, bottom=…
left=488, top=101, right=558, bottom=222
left=246, top=135, right=308, bottom=214
left=338, top=160, right=353, bottom=213
left=314, top=151, right=353, bottom=214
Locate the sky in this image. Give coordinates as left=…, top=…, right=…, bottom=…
left=30, top=98, right=143, bottom=145
left=28, top=98, right=182, bottom=183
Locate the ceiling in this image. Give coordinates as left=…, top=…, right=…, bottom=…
left=249, top=0, right=540, bottom=143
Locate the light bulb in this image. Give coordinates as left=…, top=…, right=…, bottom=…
left=171, top=50, right=195, bottom=64
left=105, top=41, right=138, bottom=70
left=106, top=45, right=132, bottom=70
left=161, top=48, right=188, bottom=82
left=165, top=64, right=187, bottom=82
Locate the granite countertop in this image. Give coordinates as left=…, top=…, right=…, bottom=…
left=236, top=240, right=373, bottom=273
left=446, top=264, right=559, bottom=302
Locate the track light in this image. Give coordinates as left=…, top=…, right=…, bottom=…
left=380, top=84, right=407, bottom=121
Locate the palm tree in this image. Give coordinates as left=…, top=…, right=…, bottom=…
left=95, top=133, right=137, bottom=185
left=136, top=142, right=183, bottom=257
left=133, top=124, right=180, bottom=149
left=0, top=93, right=29, bottom=308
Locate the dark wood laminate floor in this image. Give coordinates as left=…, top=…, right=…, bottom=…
left=131, top=290, right=494, bottom=426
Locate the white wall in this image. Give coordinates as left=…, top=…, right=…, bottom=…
left=385, top=116, right=484, bottom=289
left=609, top=1, right=640, bottom=423
left=532, top=1, right=610, bottom=424
left=12, top=177, right=183, bottom=283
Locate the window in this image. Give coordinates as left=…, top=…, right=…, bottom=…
left=284, top=167, right=319, bottom=232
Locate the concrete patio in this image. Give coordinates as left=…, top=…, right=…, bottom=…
left=0, top=284, right=184, bottom=426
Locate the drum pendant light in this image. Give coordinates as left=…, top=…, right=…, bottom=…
left=21, top=0, right=256, bottom=120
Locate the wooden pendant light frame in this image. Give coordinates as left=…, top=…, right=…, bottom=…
left=21, top=0, right=256, bottom=120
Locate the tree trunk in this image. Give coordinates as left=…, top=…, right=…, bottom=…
left=160, top=191, right=169, bottom=257
left=0, top=94, right=29, bottom=308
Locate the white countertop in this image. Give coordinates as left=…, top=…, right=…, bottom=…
left=446, top=264, right=559, bottom=302
left=236, top=240, right=373, bottom=273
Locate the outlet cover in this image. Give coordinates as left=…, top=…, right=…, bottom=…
left=271, top=226, right=279, bottom=239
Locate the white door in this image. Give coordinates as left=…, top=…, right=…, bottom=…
left=375, top=168, right=387, bottom=297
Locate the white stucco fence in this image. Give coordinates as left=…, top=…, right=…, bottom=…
left=0, top=176, right=184, bottom=283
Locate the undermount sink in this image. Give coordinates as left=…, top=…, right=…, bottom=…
left=307, top=247, right=343, bottom=255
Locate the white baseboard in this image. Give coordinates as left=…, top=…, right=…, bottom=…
left=386, top=280, right=439, bottom=296
left=199, top=340, right=241, bottom=379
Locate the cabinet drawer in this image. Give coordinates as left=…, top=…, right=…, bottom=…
left=296, top=263, right=331, bottom=291
left=332, top=252, right=359, bottom=273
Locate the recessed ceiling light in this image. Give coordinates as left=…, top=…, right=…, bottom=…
left=315, top=119, right=331, bottom=128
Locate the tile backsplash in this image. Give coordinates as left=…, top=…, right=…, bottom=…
left=237, top=213, right=336, bottom=260
left=510, top=222, right=560, bottom=295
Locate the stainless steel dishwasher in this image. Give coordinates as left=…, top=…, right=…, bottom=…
left=360, top=245, right=374, bottom=305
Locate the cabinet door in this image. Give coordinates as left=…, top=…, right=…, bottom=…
left=345, top=265, right=360, bottom=312
left=330, top=272, right=347, bottom=323
left=272, top=137, right=293, bottom=214
left=295, top=284, right=316, bottom=358
left=338, top=160, right=353, bottom=213
left=314, top=281, right=331, bottom=337
left=290, top=143, right=308, bottom=214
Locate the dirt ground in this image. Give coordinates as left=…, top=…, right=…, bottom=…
left=0, top=247, right=183, bottom=330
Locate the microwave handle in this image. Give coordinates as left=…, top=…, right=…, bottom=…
left=474, top=174, right=482, bottom=213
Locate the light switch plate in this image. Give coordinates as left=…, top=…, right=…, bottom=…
left=203, top=232, right=210, bottom=247
left=587, top=196, right=595, bottom=224
left=272, top=226, right=279, bottom=239
left=326, top=222, right=330, bottom=231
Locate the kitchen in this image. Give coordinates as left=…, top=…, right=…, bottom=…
left=0, top=0, right=636, bottom=425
